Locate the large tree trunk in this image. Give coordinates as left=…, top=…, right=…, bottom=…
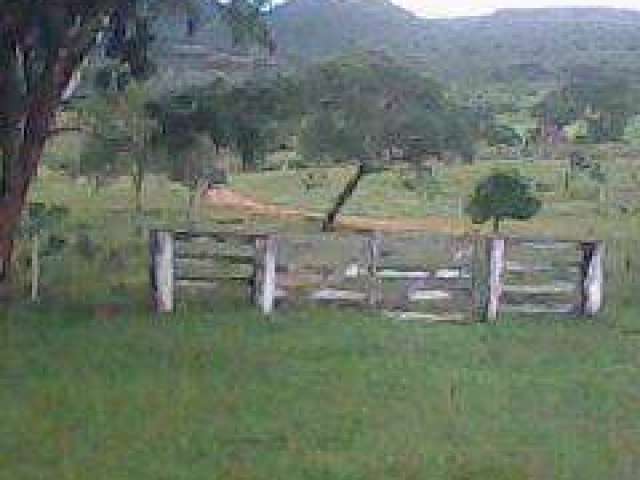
left=0, top=33, right=96, bottom=288
left=0, top=112, right=51, bottom=287
left=322, top=163, right=367, bottom=232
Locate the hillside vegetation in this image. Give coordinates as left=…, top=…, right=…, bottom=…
left=150, top=2, right=640, bottom=89
left=271, top=2, right=640, bottom=84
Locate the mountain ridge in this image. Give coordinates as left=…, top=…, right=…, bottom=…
left=268, top=1, right=640, bottom=83
left=152, top=1, right=640, bottom=88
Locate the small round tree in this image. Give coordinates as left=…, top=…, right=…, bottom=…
left=467, top=171, right=542, bottom=233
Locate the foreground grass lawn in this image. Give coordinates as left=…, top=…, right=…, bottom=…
left=2, top=306, right=639, bottom=479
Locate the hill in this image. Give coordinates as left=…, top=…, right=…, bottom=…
left=269, top=1, right=640, bottom=84
left=147, top=2, right=640, bottom=92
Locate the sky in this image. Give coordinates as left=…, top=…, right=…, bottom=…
left=391, top=0, right=640, bottom=18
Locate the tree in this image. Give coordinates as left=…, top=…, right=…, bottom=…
left=467, top=170, right=541, bottom=233
left=76, top=82, right=159, bottom=212
left=534, top=69, right=640, bottom=144
left=298, top=54, right=474, bottom=230
left=19, top=202, right=69, bottom=301
left=150, top=74, right=301, bottom=174
left=487, top=124, right=523, bottom=148
left=0, top=0, right=271, bottom=283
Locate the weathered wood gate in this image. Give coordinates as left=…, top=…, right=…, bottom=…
left=150, top=230, right=604, bottom=322
left=486, top=237, right=604, bottom=320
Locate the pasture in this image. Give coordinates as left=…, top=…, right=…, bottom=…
left=2, top=155, right=640, bottom=479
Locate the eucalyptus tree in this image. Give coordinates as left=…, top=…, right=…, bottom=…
left=0, top=0, right=271, bottom=283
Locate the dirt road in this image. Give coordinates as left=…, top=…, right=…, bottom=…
left=205, top=187, right=467, bottom=233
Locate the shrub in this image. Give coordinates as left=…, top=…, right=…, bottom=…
left=467, top=170, right=541, bottom=233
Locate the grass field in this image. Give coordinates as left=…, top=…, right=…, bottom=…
left=2, top=156, right=640, bottom=478
left=231, top=158, right=640, bottom=238
left=2, top=304, right=640, bottom=479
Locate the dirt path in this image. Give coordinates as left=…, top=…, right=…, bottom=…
left=205, top=188, right=467, bottom=233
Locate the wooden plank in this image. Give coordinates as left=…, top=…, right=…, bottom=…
left=507, top=237, right=583, bottom=246
left=174, top=253, right=254, bottom=264
left=175, top=279, right=218, bottom=289
left=517, top=241, right=577, bottom=250
left=501, top=304, right=575, bottom=315
left=253, top=236, right=277, bottom=315
left=344, top=263, right=366, bottom=278
left=174, top=230, right=262, bottom=243
left=435, top=268, right=471, bottom=280
left=506, top=261, right=580, bottom=274
left=487, top=238, right=505, bottom=322
left=384, top=311, right=468, bottom=324
left=175, top=273, right=252, bottom=281
left=408, top=290, right=452, bottom=302
left=175, top=243, right=255, bottom=258
left=376, top=270, right=431, bottom=280
left=310, top=289, right=367, bottom=302
left=405, top=278, right=472, bottom=291
left=374, top=269, right=470, bottom=280
left=276, top=272, right=325, bottom=288
left=366, top=233, right=382, bottom=306
left=150, top=230, right=175, bottom=314
left=175, top=260, right=254, bottom=280
left=262, top=237, right=277, bottom=315
left=503, top=283, right=576, bottom=295
left=581, top=241, right=605, bottom=316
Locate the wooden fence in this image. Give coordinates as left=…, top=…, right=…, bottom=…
left=150, top=230, right=604, bottom=322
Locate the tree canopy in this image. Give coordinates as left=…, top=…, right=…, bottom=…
left=0, top=0, right=271, bottom=281
left=534, top=70, right=640, bottom=143
left=298, top=54, right=474, bottom=166
left=467, top=170, right=542, bottom=233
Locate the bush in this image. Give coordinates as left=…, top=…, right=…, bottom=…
left=467, top=170, right=541, bottom=233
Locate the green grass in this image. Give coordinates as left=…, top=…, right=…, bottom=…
left=3, top=152, right=639, bottom=478
left=231, top=158, right=640, bottom=238
left=2, top=304, right=640, bottom=479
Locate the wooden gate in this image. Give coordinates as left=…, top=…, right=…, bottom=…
left=150, top=230, right=604, bottom=322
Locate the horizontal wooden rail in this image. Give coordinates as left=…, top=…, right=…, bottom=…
left=174, top=253, right=255, bottom=264
left=174, top=230, right=265, bottom=242
left=503, top=283, right=576, bottom=295
left=151, top=230, right=605, bottom=320
left=501, top=304, right=575, bottom=315
left=505, top=262, right=581, bottom=274
left=175, top=279, right=219, bottom=289
left=385, top=311, right=469, bottom=324
left=175, top=273, right=253, bottom=282
left=309, top=289, right=367, bottom=302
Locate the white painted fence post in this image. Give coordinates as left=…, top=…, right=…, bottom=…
left=254, top=235, right=277, bottom=315
left=150, top=230, right=175, bottom=314
left=487, top=237, right=506, bottom=323
left=581, top=241, right=605, bottom=316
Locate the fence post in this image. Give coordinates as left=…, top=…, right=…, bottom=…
left=366, top=232, right=382, bottom=307
left=470, top=234, right=485, bottom=323
left=486, top=237, right=505, bottom=322
left=580, top=241, right=604, bottom=316
left=150, top=229, right=175, bottom=314
left=254, top=235, right=277, bottom=315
